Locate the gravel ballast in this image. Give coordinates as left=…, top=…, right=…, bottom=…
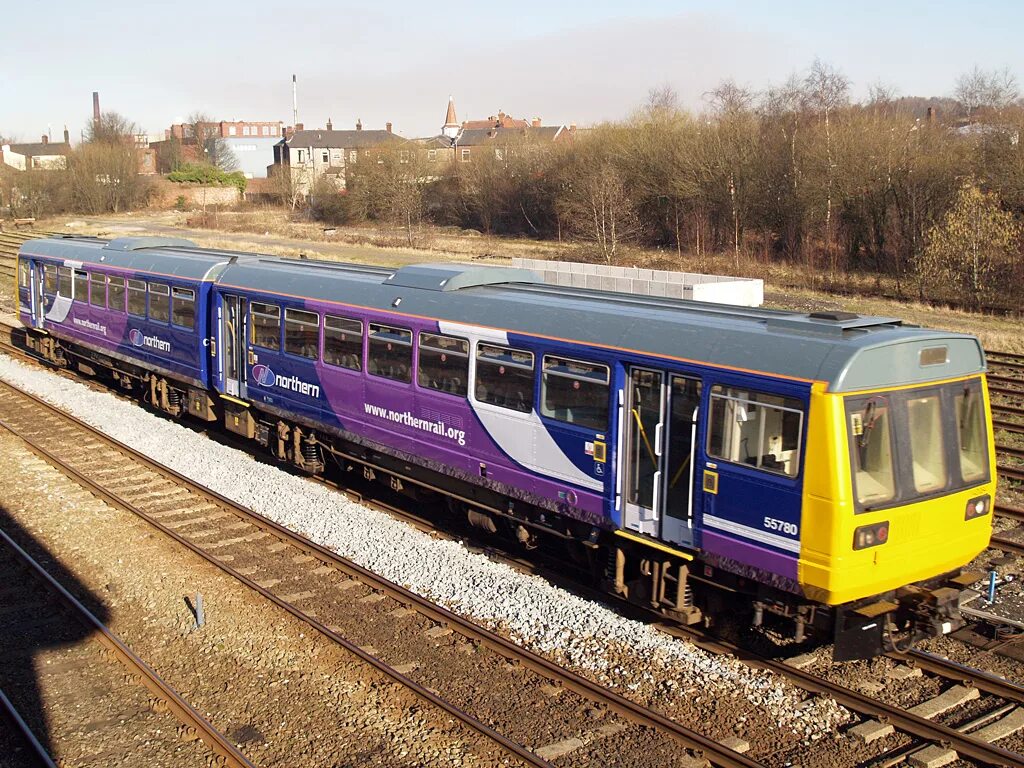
left=0, top=353, right=849, bottom=742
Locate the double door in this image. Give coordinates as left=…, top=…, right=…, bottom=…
left=622, top=368, right=702, bottom=546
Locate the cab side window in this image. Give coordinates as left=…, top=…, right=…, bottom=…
left=707, top=385, right=803, bottom=477
left=18, top=259, right=29, bottom=288
left=475, top=343, right=535, bottom=413
left=251, top=302, right=281, bottom=350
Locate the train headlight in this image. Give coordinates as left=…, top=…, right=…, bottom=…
left=965, top=495, right=991, bottom=520
left=853, top=521, right=889, bottom=550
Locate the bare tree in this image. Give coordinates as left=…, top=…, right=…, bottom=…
left=955, top=66, right=1020, bottom=120
left=187, top=112, right=238, bottom=171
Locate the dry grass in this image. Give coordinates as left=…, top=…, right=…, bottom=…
left=39, top=209, right=1024, bottom=353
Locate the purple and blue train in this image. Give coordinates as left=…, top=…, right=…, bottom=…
left=16, top=235, right=996, bottom=659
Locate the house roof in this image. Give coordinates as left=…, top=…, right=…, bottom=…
left=457, top=126, right=565, bottom=146
left=7, top=142, right=71, bottom=157
left=284, top=130, right=406, bottom=149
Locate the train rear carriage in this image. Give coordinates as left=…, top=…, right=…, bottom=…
left=16, top=236, right=233, bottom=417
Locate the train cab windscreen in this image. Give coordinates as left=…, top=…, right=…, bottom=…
left=846, top=379, right=989, bottom=511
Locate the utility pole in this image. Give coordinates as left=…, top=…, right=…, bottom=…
left=292, top=75, right=298, bottom=128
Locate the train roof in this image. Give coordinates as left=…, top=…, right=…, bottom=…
left=21, top=236, right=986, bottom=392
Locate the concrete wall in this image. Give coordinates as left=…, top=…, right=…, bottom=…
left=511, top=258, right=764, bottom=307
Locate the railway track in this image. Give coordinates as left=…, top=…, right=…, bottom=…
left=0, top=375, right=762, bottom=768
left=0, top=509, right=255, bottom=768
left=4, top=337, right=1024, bottom=766
left=0, top=687, right=58, bottom=768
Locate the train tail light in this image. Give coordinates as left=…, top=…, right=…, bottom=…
left=965, top=495, right=991, bottom=521
left=853, top=521, right=889, bottom=550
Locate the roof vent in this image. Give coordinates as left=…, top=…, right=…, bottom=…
left=809, top=311, right=859, bottom=322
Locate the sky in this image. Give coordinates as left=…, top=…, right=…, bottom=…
left=1, top=0, right=1022, bottom=142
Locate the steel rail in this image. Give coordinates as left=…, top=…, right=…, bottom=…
left=990, top=534, right=1024, bottom=557
left=995, top=503, right=1024, bottom=522
left=0, top=379, right=760, bottom=768
left=0, top=523, right=256, bottom=768
left=0, top=687, right=58, bottom=768
left=897, top=648, right=1024, bottom=705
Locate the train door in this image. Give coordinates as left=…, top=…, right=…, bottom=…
left=220, top=293, right=249, bottom=398
left=31, top=262, right=46, bottom=329
left=621, top=368, right=702, bottom=546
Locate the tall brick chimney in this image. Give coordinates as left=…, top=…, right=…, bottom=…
left=63, top=126, right=70, bottom=144
left=386, top=121, right=392, bottom=133
left=356, top=118, right=362, bottom=131
left=92, top=91, right=100, bottom=130
left=326, top=118, right=333, bottom=131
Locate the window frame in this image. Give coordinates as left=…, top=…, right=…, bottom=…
left=171, top=286, right=196, bottom=330
left=108, top=275, right=126, bottom=312
left=147, top=282, right=170, bottom=323
left=706, top=385, right=805, bottom=479
left=417, top=331, right=470, bottom=397
left=44, top=264, right=57, bottom=295
left=73, top=269, right=88, bottom=302
left=322, top=314, right=364, bottom=372
left=250, top=301, right=282, bottom=351
left=127, top=279, right=147, bottom=317
left=473, top=342, right=536, bottom=414
left=57, top=266, right=72, bottom=298
left=18, top=259, right=29, bottom=288
left=367, top=322, right=413, bottom=383
left=88, top=272, right=107, bottom=308
left=283, top=307, right=320, bottom=361
left=540, top=354, right=610, bottom=431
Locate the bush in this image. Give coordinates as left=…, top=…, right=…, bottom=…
left=168, top=163, right=246, bottom=194
left=307, top=178, right=351, bottom=225
left=174, top=195, right=187, bottom=211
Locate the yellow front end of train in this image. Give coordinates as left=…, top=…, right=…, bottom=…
left=799, top=374, right=996, bottom=608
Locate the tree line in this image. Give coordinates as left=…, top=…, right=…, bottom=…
left=339, top=63, right=1023, bottom=310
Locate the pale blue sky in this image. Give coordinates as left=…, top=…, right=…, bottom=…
left=1, top=0, right=1021, bottom=141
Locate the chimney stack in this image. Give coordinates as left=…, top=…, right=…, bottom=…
left=63, top=126, right=70, bottom=144
left=92, top=91, right=100, bottom=128
left=927, top=106, right=935, bottom=122
left=531, top=117, right=541, bottom=128
left=42, top=135, right=48, bottom=145
left=356, top=118, right=362, bottom=131
left=386, top=121, right=392, bottom=134
left=326, top=117, right=333, bottom=131
left=295, top=122, right=304, bottom=131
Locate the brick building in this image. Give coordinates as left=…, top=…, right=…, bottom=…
left=1, top=130, right=72, bottom=171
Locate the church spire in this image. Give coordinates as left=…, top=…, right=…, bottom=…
left=442, top=95, right=459, bottom=139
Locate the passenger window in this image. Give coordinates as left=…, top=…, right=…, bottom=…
left=285, top=308, right=319, bottom=360
left=73, top=270, right=88, bottom=301
left=323, top=315, right=362, bottom=370
left=418, top=332, right=468, bottom=396
left=848, top=397, right=896, bottom=507
left=127, top=279, right=147, bottom=316
left=44, top=265, right=57, bottom=294
left=955, top=385, right=989, bottom=484
left=57, top=267, right=72, bottom=298
left=251, top=302, right=281, bottom=350
left=541, top=355, right=609, bottom=430
left=108, top=276, right=126, bottom=312
left=475, top=343, right=535, bottom=413
left=148, top=283, right=170, bottom=322
left=171, top=287, right=195, bottom=329
left=907, top=393, right=947, bottom=493
left=89, top=273, right=106, bottom=307
left=368, top=323, right=412, bottom=382
left=707, top=386, right=803, bottom=477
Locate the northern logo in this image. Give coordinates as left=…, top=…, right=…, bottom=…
left=129, top=329, right=143, bottom=346
left=129, top=328, right=171, bottom=352
left=251, top=364, right=320, bottom=397
left=252, top=364, right=276, bottom=386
